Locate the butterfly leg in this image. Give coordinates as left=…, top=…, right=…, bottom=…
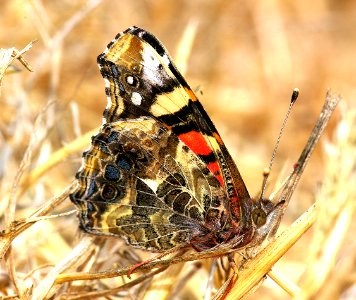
left=227, top=253, right=238, bottom=273
left=213, top=254, right=239, bottom=300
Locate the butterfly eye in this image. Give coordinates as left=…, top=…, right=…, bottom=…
left=252, top=208, right=267, bottom=227
left=125, top=75, right=139, bottom=87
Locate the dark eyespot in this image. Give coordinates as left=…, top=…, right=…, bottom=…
left=116, top=155, right=132, bottom=170
left=104, top=164, right=120, bottom=181
left=101, top=184, right=117, bottom=201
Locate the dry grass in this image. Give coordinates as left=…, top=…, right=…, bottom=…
left=0, top=1, right=355, bottom=299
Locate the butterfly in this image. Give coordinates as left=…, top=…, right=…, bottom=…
left=69, top=26, right=285, bottom=258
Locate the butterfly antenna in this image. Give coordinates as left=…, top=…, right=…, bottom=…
left=259, top=88, right=300, bottom=200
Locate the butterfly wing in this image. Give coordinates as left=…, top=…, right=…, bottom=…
left=70, top=118, right=228, bottom=251
left=97, top=26, right=250, bottom=212
left=71, top=27, right=254, bottom=251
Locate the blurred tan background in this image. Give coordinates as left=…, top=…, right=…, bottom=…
left=1, top=1, right=355, bottom=299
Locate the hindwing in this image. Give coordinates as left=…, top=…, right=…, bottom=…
left=70, top=118, right=228, bottom=251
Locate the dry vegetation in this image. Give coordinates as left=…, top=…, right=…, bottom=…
left=0, top=1, right=355, bottom=299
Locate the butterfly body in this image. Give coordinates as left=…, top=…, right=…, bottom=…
left=70, top=26, right=280, bottom=254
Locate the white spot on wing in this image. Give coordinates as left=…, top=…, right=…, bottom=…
left=142, top=47, right=163, bottom=86
left=141, top=179, right=159, bottom=192
left=131, top=92, right=142, bottom=106
left=126, top=75, right=134, bottom=85
left=162, top=54, right=170, bottom=66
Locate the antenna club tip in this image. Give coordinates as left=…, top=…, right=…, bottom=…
left=291, top=88, right=299, bottom=104
left=263, top=167, right=270, bottom=176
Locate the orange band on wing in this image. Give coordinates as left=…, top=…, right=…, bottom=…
left=184, top=87, right=198, bottom=101
left=207, top=161, right=224, bottom=187
left=178, top=131, right=212, bottom=155
left=178, top=131, right=225, bottom=187
left=212, top=132, right=224, bottom=145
